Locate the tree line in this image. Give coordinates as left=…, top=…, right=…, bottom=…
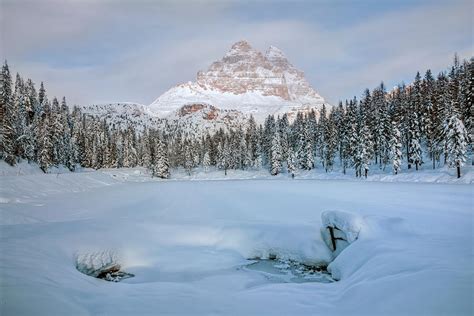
left=0, top=55, right=472, bottom=178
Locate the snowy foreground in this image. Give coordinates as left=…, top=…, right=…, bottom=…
left=1, top=165, right=473, bottom=315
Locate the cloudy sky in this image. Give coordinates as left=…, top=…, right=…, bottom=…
left=1, top=0, right=472, bottom=106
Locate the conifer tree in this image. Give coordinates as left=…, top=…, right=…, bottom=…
left=270, top=131, right=282, bottom=175
left=389, top=122, right=403, bottom=175
left=37, top=99, right=53, bottom=172
left=203, top=151, right=211, bottom=172
left=1, top=61, right=16, bottom=165
left=287, top=146, right=297, bottom=178
left=153, top=137, right=170, bottom=179
left=408, top=112, right=423, bottom=170
left=445, top=110, right=468, bottom=178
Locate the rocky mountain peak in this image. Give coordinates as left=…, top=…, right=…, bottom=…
left=150, top=40, right=328, bottom=124
left=221, top=40, right=267, bottom=66
left=228, top=40, right=253, bottom=53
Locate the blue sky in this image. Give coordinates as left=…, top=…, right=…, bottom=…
left=1, top=0, right=472, bottom=106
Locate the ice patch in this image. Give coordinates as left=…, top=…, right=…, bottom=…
left=242, top=258, right=334, bottom=284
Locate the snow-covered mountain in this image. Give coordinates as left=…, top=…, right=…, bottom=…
left=149, top=40, right=328, bottom=122
left=83, top=41, right=329, bottom=132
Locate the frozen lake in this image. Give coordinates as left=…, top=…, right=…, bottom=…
left=1, top=170, right=473, bottom=315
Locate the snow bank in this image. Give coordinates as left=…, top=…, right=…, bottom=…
left=321, top=210, right=365, bottom=257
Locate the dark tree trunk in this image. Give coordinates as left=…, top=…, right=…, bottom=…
left=457, top=165, right=461, bottom=178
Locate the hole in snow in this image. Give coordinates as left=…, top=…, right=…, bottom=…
left=75, top=250, right=134, bottom=282
left=241, top=258, right=334, bottom=283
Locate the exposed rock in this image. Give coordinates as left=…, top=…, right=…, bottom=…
left=197, top=40, right=291, bottom=100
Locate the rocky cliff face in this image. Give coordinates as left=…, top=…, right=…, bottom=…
left=150, top=40, right=328, bottom=122
left=196, top=41, right=290, bottom=100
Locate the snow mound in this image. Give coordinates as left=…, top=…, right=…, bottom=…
left=75, top=250, right=134, bottom=282
left=321, top=210, right=365, bottom=257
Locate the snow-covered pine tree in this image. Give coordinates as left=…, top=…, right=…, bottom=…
left=262, top=115, right=276, bottom=166
left=38, top=82, right=46, bottom=106
left=37, top=99, right=53, bottom=172
left=287, top=146, right=297, bottom=178
left=444, top=110, right=468, bottom=178
left=347, top=98, right=359, bottom=174
left=24, top=78, right=37, bottom=125
left=222, top=139, right=231, bottom=175
left=340, top=101, right=352, bottom=174
left=246, top=115, right=259, bottom=164
left=12, top=73, right=31, bottom=160
left=270, top=131, right=282, bottom=175
left=389, top=121, right=403, bottom=175
left=323, top=110, right=337, bottom=172
left=432, top=73, right=450, bottom=166
left=59, top=97, right=74, bottom=169
left=316, top=104, right=327, bottom=164
left=465, top=58, right=473, bottom=150
left=183, top=141, right=193, bottom=175
left=202, top=151, right=211, bottom=172
left=278, top=114, right=290, bottom=162
left=408, top=111, right=423, bottom=171
left=375, top=83, right=390, bottom=169
left=253, top=137, right=263, bottom=169
left=70, top=107, right=83, bottom=167
left=1, top=61, right=16, bottom=165
left=302, top=122, right=315, bottom=170
left=357, top=122, right=373, bottom=178
left=354, top=94, right=373, bottom=178
left=152, top=137, right=170, bottom=179
left=422, top=70, right=436, bottom=166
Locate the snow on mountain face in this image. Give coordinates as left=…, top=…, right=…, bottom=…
left=149, top=40, right=328, bottom=122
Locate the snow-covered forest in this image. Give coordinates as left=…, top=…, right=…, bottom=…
left=1, top=56, right=472, bottom=179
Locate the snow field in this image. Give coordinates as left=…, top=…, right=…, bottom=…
left=0, top=163, right=473, bottom=315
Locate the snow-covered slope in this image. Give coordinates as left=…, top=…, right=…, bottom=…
left=149, top=40, right=328, bottom=122
left=80, top=102, right=163, bottom=131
